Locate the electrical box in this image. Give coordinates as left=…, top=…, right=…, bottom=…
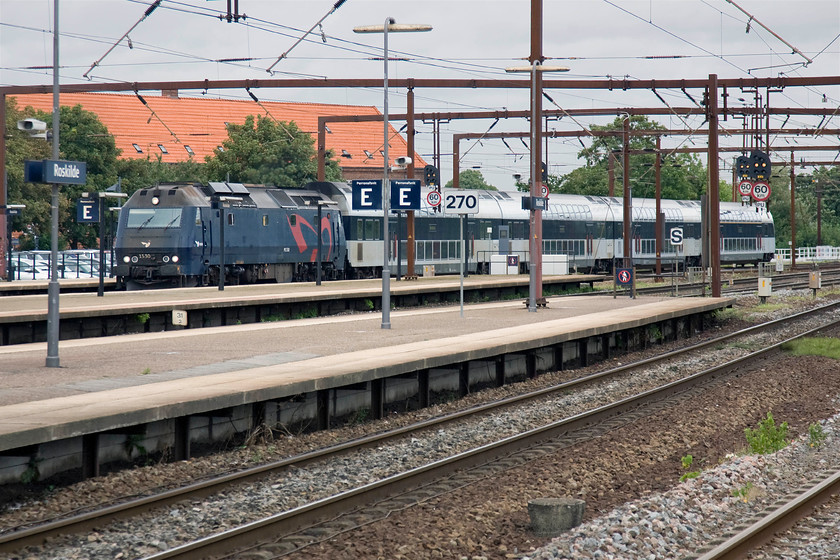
left=809, top=271, right=821, bottom=290
left=757, top=278, right=772, bottom=297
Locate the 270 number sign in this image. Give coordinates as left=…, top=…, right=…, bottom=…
left=441, top=189, right=480, bottom=214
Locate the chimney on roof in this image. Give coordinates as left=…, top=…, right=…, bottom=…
left=161, top=89, right=179, bottom=99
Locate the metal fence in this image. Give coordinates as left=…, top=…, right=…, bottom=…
left=8, top=250, right=112, bottom=281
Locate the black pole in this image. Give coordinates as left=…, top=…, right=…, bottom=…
left=97, top=195, right=105, bottom=297
left=396, top=211, right=402, bottom=281
left=316, top=203, right=323, bottom=286
left=218, top=205, right=225, bottom=291
left=6, top=215, right=12, bottom=282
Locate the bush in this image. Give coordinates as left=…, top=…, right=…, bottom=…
left=745, top=412, right=789, bottom=454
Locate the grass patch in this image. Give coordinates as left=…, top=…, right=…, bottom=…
left=261, top=313, right=286, bottom=322
left=781, top=337, right=840, bottom=360
left=751, top=302, right=786, bottom=314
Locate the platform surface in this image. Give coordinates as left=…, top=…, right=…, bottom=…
left=0, top=290, right=733, bottom=450
left=0, top=274, right=601, bottom=319
left=0, top=293, right=729, bottom=407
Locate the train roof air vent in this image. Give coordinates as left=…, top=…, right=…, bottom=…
left=268, top=190, right=296, bottom=208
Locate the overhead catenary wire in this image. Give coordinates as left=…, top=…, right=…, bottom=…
left=134, top=89, right=181, bottom=143
left=82, top=0, right=162, bottom=79
left=724, top=0, right=814, bottom=66
left=245, top=88, right=295, bottom=140
left=459, top=118, right=499, bottom=162
left=266, top=0, right=348, bottom=75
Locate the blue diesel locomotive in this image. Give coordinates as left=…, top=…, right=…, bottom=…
left=113, top=182, right=346, bottom=288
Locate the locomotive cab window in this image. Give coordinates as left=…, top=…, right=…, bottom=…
left=262, top=214, right=268, bottom=227
left=125, top=208, right=182, bottom=229
left=227, top=213, right=235, bottom=226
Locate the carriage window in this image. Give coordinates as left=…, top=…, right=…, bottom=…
left=364, top=219, right=380, bottom=240
left=262, top=215, right=268, bottom=227
left=195, top=208, right=201, bottom=225
left=227, top=213, right=235, bottom=226
left=290, top=215, right=297, bottom=226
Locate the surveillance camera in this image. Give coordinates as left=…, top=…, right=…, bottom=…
left=394, top=156, right=412, bottom=166
left=17, top=118, right=49, bottom=139
left=17, top=118, right=47, bottom=132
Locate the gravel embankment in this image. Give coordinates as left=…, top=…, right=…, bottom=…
left=525, top=412, right=840, bottom=560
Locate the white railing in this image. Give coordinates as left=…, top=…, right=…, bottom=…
left=772, top=246, right=840, bottom=263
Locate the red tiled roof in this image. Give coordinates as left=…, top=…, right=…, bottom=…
left=12, top=92, right=424, bottom=171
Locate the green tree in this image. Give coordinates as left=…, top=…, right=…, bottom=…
left=523, top=116, right=711, bottom=201
left=7, top=100, right=123, bottom=249
left=445, top=169, right=497, bottom=190
left=114, top=157, right=208, bottom=195
left=41, top=104, right=120, bottom=248
left=6, top=98, right=57, bottom=250
left=204, top=115, right=342, bottom=187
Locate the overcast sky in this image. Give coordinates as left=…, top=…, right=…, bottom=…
left=2, top=0, right=839, bottom=190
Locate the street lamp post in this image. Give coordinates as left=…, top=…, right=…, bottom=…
left=354, top=18, right=431, bottom=330
left=46, top=0, right=60, bottom=367
left=505, top=62, right=569, bottom=312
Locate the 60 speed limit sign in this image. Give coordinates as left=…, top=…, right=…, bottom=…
left=751, top=181, right=771, bottom=202
left=426, top=190, right=442, bottom=207
left=737, top=180, right=753, bottom=197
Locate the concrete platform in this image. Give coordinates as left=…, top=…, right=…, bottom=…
left=0, top=293, right=734, bottom=481
left=0, top=274, right=602, bottom=345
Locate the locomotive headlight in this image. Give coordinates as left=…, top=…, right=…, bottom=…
left=171, top=255, right=180, bottom=263
left=131, top=256, right=139, bottom=263
left=123, top=256, right=131, bottom=263
left=162, top=256, right=170, bottom=263
left=151, top=196, right=160, bottom=205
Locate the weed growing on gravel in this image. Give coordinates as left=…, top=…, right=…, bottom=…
left=750, top=303, right=786, bottom=316
left=140, top=367, right=151, bottom=375
left=809, top=422, right=827, bottom=449
left=20, top=457, right=41, bottom=484
left=349, top=408, right=370, bottom=425
left=745, top=412, right=789, bottom=454
left=261, top=313, right=286, bottom=322
left=781, top=337, right=840, bottom=360
left=731, top=482, right=754, bottom=502
left=713, top=307, right=741, bottom=322
left=679, top=454, right=701, bottom=482
left=291, top=307, right=318, bottom=320
left=124, top=434, right=148, bottom=458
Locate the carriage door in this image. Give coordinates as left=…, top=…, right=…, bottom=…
left=498, top=225, right=510, bottom=254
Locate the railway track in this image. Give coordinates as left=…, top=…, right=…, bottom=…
left=3, top=297, right=840, bottom=559
left=694, top=470, right=840, bottom=560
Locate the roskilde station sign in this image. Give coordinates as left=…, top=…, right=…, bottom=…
left=24, top=159, right=88, bottom=185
